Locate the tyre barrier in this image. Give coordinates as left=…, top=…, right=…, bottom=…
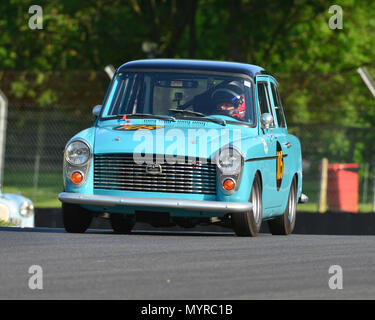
left=34, top=208, right=375, bottom=235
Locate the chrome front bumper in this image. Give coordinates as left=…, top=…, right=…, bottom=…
left=58, top=192, right=252, bottom=213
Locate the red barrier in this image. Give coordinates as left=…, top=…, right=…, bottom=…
left=327, top=163, right=359, bottom=213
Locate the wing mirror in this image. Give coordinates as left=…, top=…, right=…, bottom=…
left=260, top=113, right=274, bottom=129
left=92, top=105, right=102, bottom=117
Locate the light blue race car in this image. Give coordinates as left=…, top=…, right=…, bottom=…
left=59, top=59, right=308, bottom=237
left=0, top=190, right=34, bottom=228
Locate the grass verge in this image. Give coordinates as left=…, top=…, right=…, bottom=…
left=0, top=219, right=14, bottom=227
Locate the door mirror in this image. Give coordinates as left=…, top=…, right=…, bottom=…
left=92, top=105, right=102, bottom=117
left=260, top=113, right=274, bottom=129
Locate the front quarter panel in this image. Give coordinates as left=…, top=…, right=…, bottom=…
left=216, top=135, right=275, bottom=219
left=277, top=132, right=303, bottom=213
left=288, top=134, right=303, bottom=201
left=64, top=127, right=96, bottom=195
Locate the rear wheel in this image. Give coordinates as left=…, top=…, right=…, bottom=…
left=110, top=214, right=135, bottom=234
left=63, top=203, right=93, bottom=233
left=268, top=177, right=297, bottom=235
left=232, top=174, right=262, bottom=237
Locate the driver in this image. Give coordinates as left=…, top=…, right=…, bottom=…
left=211, top=83, right=246, bottom=120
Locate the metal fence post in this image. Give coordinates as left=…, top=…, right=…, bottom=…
left=0, top=90, right=8, bottom=189
left=33, top=154, right=40, bottom=201
left=318, top=158, right=329, bottom=213
left=357, top=67, right=375, bottom=99
left=362, top=162, right=369, bottom=205
left=104, top=65, right=115, bottom=79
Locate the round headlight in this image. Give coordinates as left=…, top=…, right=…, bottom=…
left=65, top=140, right=90, bottom=166
left=19, top=201, right=34, bottom=217
left=217, top=147, right=243, bottom=175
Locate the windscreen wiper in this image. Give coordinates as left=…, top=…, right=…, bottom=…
left=202, top=116, right=227, bottom=126
left=128, top=113, right=176, bottom=122
left=168, top=109, right=206, bottom=117
left=104, top=113, right=176, bottom=122
left=168, top=109, right=226, bottom=126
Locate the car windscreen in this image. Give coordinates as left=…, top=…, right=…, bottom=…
left=101, top=71, right=255, bottom=124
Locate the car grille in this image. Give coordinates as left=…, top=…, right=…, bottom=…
left=94, top=154, right=217, bottom=195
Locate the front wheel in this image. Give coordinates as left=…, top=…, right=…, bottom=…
left=63, top=203, right=93, bottom=233
left=110, top=214, right=135, bottom=234
left=232, top=174, right=263, bottom=237
left=268, top=177, right=297, bottom=235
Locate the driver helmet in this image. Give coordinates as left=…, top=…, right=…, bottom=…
left=212, top=82, right=246, bottom=119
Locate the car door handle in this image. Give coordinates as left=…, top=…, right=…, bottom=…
left=284, top=142, right=292, bottom=148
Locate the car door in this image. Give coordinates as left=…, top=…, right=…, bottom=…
left=255, top=77, right=280, bottom=209
left=266, top=78, right=291, bottom=204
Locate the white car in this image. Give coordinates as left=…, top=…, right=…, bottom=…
left=0, top=191, right=34, bottom=228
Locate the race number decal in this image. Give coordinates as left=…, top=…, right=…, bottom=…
left=276, top=150, right=283, bottom=191
left=114, top=124, right=163, bottom=131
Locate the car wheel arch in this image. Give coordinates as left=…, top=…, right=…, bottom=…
left=255, top=170, right=263, bottom=191
left=280, top=173, right=298, bottom=213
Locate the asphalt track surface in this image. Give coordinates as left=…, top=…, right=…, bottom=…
left=1, top=226, right=375, bottom=300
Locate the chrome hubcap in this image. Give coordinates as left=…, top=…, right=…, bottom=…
left=251, top=180, right=261, bottom=226
left=288, top=183, right=296, bottom=226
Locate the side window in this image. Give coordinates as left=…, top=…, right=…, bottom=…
left=270, top=82, right=286, bottom=128
left=257, top=81, right=275, bottom=127
left=257, top=82, right=270, bottom=114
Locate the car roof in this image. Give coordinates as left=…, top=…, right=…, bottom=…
left=117, top=59, right=268, bottom=79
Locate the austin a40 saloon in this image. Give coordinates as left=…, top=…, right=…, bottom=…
left=59, top=59, right=307, bottom=237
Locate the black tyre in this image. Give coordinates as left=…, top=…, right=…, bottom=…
left=232, top=174, right=263, bottom=237
left=63, top=203, right=93, bottom=233
left=110, top=214, right=135, bottom=234
left=268, top=176, right=297, bottom=235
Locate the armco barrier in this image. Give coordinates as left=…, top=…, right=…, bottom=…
left=34, top=209, right=375, bottom=235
